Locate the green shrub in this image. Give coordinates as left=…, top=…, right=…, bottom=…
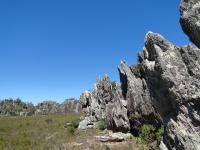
left=129, top=114, right=141, bottom=121
left=140, top=124, right=156, bottom=143
left=67, top=127, right=75, bottom=135
left=156, top=125, right=164, bottom=143
left=131, top=64, right=142, bottom=78
left=71, top=119, right=80, bottom=129
left=45, top=118, right=53, bottom=124
left=98, top=119, right=107, bottom=131
left=111, top=81, right=117, bottom=90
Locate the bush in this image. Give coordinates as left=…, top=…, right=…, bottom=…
left=130, top=64, right=142, bottom=78
left=98, top=119, right=107, bottom=130
left=156, top=125, right=164, bottom=143
left=67, top=127, right=75, bottom=135
left=71, top=119, right=80, bottom=129
left=140, top=124, right=156, bottom=143
left=129, top=114, right=141, bottom=121
left=111, top=81, right=117, bottom=90
left=45, top=118, right=53, bottom=124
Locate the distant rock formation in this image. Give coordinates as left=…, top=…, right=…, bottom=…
left=79, top=0, right=200, bottom=149
left=0, top=98, right=35, bottom=116
left=0, top=98, right=82, bottom=116
left=59, top=98, right=82, bottom=114
left=35, top=99, right=82, bottom=115
left=35, top=101, right=60, bottom=115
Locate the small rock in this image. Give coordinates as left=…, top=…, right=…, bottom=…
left=64, top=122, right=72, bottom=128
left=95, top=132, right=132, bottom=142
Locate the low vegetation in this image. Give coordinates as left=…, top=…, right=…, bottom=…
left=0, top=113, right=82, bottom=150
left=140, top=124, right=156, bottom=143
left=130, top=64, right=142, bottom=78
left=135, top=124, right=164, bottom=146
left=0, top=113, right=148, bottom=150
left=98, top=119, right=107, bottom=131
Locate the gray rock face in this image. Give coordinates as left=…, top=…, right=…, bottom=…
left=117, top=31, right=200, bottom=149
left=139, top=32, right=200, bottom=150
left=0, top=99, right=35, bottom=116
left=118, top=60, right=161, bottom=135
left=59, top=99, right=82, bottom=114
left=79, top=1, right=200, bottom=149
left=78, top=76, right=130, bottom=132
left=35, top=101, right=60, bottom=115
left=180, top=0, right=200, bottom=48
left=35, top=99, right=82, bottom=115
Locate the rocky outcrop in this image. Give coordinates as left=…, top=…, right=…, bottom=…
left=118, top=61, right=162, bottom=135
left=79, top=1, right=200, bottom=149
left=137, top=32, right=200, bottom=150
left=35, top=101, right=60, bottom=115
left=59, top=99, right=82, bottom=113
left=0, top=99, right=35, bottom=116
left=78, top=76, right=130, bottom=133
left=117, top=31, right=200, bottom=149
left=0, top=98, right=82, bottom=116
left=180, top=0, right=200, bottom=49
left=35, top=99, right=82, bottom=115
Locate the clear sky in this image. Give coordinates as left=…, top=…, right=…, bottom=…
left=0, top=0, right=189, bottom=104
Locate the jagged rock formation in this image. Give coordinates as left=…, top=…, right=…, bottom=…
left=127, top=32, right=200, bottom=149
left=0, top=98, right=35, bottom=116
left=0, top=98, right=82, bottom=116
left=78, top=76, right=130, bottom=133
left=35, top=101, right=60, bottom=115
left=35, top=99, right=82, bottom=115
left=59, top=98, right=82, bottom=113
left=79, top=0, right=200, bottom=149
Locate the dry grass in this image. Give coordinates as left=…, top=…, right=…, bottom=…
left=0, top=114, right=147, bottom=150
left=0, top=113, right=81, bottom=150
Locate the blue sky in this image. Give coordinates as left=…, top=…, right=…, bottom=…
left=0, top=0, right=189, bottom=104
